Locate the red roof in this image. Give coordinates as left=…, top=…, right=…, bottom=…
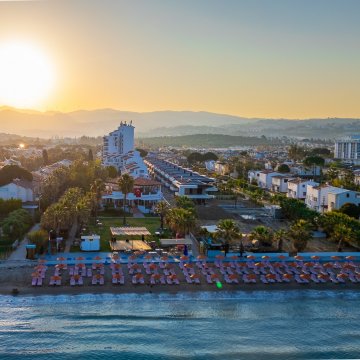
left=134, top=178, right=161, bottom=186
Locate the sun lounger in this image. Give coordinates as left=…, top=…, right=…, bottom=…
left=194, top=278, right=200, bottom=284
left=112, top=277, right=117, bottom=284
left=185, top=276, right=192, bottom=284
left=87, top=268, right=92, bottom=277
left=310, top=274, right=320, bottom=283
left=92, top=277, right=97, bottom=285
left=260, top=275, right=268, bottom=284
left=160, top=276, right=166, bottom=284
left=37, top=277, right=43, bottom=286
left=329, top=275, right=339, bottom=284
left=166, top=277, right=172, bottom=285
left=132, top=276, right=137, bottom=284
left=69, top=267, right=74, bottom=276
left=70, top=277, right=76, bottom=286
left=120, top=276, right=125, bottom=285
left=49, top=278, right=55, bottom=286
left=99, top=277, right=104, bottom=285
left=32, top=277, right=37, bottom=286
left=56, top=279, right=61, bottom=286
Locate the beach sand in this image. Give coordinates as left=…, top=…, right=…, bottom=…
left=0, top=261, right=359, bottom=297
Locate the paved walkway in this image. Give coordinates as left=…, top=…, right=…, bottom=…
left=7, top=223, right=40, bottom=262
left=132, top=207, right=145, bottom=218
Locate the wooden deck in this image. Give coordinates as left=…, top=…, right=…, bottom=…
left=109, top=240, right=151, bottom=251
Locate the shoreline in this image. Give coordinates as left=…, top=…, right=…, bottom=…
left=2, top=261, right=360, bottom=298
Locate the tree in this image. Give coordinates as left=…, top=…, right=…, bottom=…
left=303, top=155, right=325, bottom=167
left=154, top=201, right=169, bottom=230
left=88, top=149, right=94, bottom=161
left=287, top=220, right=312, bottom=253
left=277, top=164, right=290, bottom=173
left=202, top=152, right=218, bottom=161
left=0, top=165, right=33, bottom=186
left=187, top=152, right=203, bottom=164
left=118, top=174, right=135, bottom=225
left=42, top=149, right=49, bottom=166
left=215, top=219, right=242, bottom=248
left=331, top=223, right=353, bottom=252
left=288, top=145, right=307, bottom=161
left=175, top=196, right=196, bottom=213
left=136, top=148, right=148, bottom=158
left=166, top=207, right=196, bottom=237
left=1, top=209, right=33, bottom=243
left=249, top=226, right=274, bottom=247
left=274, top=229, right=287, bottom=252
left=90, top=179, right=105, bottom=222
left=106, top=166, right=118, bottom=178
left=279, top=197, right=317, bottom=222
left=338, top=203, right=360, bottom=219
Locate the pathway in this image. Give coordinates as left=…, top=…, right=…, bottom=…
left=132, top=207, right=145, bottom=218
left=7, top=223, right=40, bottom=262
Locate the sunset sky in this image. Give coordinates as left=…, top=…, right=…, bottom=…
left=0, top=0, right=359, bottom=118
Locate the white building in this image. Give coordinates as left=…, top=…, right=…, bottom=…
left=0, top=179, right=34, bottom=203
left=290, top=165, right=321, bottom=177
left=102, top=177, right=163, bottom=214
left=271, top=175, right=292, bottom=193
left=102, top=122, right=148, bottom=178
left=257, top=170, right=282, bottom=189
left=354, top=170, right=360, bottom=186
left=287, top=178, right=319, bottom=200
left=334, top=135, right=360, bottom=165
left=305, top=184, right=360, bottom=213
left=205, top=160, right=216, bottom=172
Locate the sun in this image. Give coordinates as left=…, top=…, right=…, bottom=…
left=0, top=41, right=55, bottom=109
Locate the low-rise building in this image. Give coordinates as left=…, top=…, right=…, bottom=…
left=271, top=175, right=292, bottom=193
left=287, top=178, right=319, bottom=200
left=257, top=170, right=282, bottom=189
left=0, top=179, right=34, bottom=203
left=328, top=188, right=360, bottom=212
left=102, top=177, right=163, bottom=214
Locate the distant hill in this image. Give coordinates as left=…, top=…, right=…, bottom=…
left=137, top=134, right=280, bottom=148
left=0, top=106, right=359, bottom=139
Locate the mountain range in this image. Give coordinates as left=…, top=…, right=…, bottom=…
left=0, top=106, right=359, bottom=139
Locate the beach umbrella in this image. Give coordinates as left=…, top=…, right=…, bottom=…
left=129, top=255, right=137, bottom=261
left=248, top=274, right=257, bottom=279
left=55, top=264, right=66, bottom=269
left=255, top=262, right=263, bottom=267
left=323, top=262, right=333, bottom=268
left=57, top=257, right=66, bottom=261
left=229, top=274, right=238, bottom=280
left=216, top=255, right=225, bottom=260
left=190, top=274, right=199, bottom=279
left=31, top=272, right=40, bottom=277
left=262, top=255, right=270, bottom=260
left=164, top=264, right=172, bottom=269
left=223, top=262, right=231, bottom=267
left=304, top=262, right=314, bottom=267
left=184, top=263, right=193, bottom=268
left=311, top=256, right=320, bottom=260
left=160, top=256, right=169, bottom=261
left=145, top=254, right=152, bottom=260
left=318, top=274, right=328, bottom=279
left=112, top=254, right=120, bottom=260
left=230, top=255, right=238, bottom=260
left=247, top=255, right=255, bottom=260
left=266, top=273, right=276, bottom=279
left=152, top=273, right=161, bottom=279
left=93, top=256, right=102, bottom=260
left=277, top=255, right=286, bottom=260
left=38, top=259, right=47, bottom=263
left=294, top=255, right=303, bottom=261
left=180, top=255, right=189, bottom=261
left=211, top=274, right=220, bottom=279
left=300, top=274, right=310, bottom=280
left=76, top=257, right=85, bottom=262
left=197, top=255, right=207, bottom=261
left=337, top=273, right=348, bottom=279
left=149, top=263, right=157, bottom=270
left=283, top=274, right=292, bottom=279
left=346, top=256, right=356, bottom=260
left=112, top=273, right=120, bottom=279
left=331, top=256, right=341, bottom=260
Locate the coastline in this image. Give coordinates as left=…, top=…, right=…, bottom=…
left=1, top=263, right=360, bottom=297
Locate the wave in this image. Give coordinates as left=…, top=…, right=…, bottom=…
left=1, top=289, right=360, bottom=306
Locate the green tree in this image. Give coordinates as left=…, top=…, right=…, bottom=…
left=277, top=164, right=290, bottom=173
left=187, top=152, right=204, bottom=164
left=0, top=165, right=33, bottom=186
left=175, top=196, right=196, bottom=213
left=288, top=145, right=307, bottom=161
left=118, top=174, right=135, bottom=225
left=287, top=219, right=312, bottom=253
left=90, top=179, right=105, bottom=222
left=338, top=203, right=360, bottom=219
left=274, top=229, right=287, bottom=252
left=42, top=149, right=49, bottom=166
left=215, top=219, right=242, bottom=247
left=136, top=148, right=148, bottom=158
left=154, top=201, right=170, bottom=230
left=249, top=226, right=274, bottom=247
left=106, top=166, right=118, bottom=178
left=88, top=149, right=94, bottom=161
left=203, top=152, right=218, bottom=161
left=331, top=223, right=353, bottom=252
left=166, top=207, right=196, bottom=237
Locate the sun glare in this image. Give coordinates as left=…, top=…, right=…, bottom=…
left=0, top=41, right=55, bottom=109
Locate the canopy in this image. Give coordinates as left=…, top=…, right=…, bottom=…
left=110, top=227, right=151, bottom=236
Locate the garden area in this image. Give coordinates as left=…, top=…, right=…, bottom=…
left=72, top=217, right=162, bottom=252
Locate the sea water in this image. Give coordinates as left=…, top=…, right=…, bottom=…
left=1, top=290, right=360, bottom=359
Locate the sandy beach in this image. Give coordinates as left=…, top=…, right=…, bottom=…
left=1, top=260, right=360, bottom=297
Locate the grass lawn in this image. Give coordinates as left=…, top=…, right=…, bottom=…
left=73, top=216, right=161, bottom=252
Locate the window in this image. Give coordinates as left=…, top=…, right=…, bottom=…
left=346, top=193, right=350, bottom=198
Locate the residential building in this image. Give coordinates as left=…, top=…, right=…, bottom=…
left=145, top=157, right=217, bottom=203
left=214, top=161, right=229, bottom=175
left=102, top=177, right=162, bottom=214
left=256, top=170, right=282, bottom=189
left=290, top=165, right=321, bottom=177
left=102, top=122, right=148, bottom=178
left=334, top=135, right=360, bottom=165
left=204, top=160, right=216, bottom=172
left=354, top=170, right=360, bottom=186
left=287, top=178, right=319, bottom=200
left=305, top=184, right=360, bottom=213
left=271, top=175, right=292, bottom=193
left=0, top=179, right=34, bottom=203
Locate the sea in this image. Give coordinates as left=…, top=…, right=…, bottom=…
left=1, top=290, right=360, bottom=359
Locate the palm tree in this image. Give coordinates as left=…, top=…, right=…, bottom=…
left=215, top=219, right=242, bottom=250
left=166, top=208, right=196, bottom=237
left=154, top=201, right=169, bottom=230
left=118, top=174, right=135, bottom=225
left=287, top=219, right=312, bottom=253
left=274, top=229, right=287, bottom=252
left=90, top=179, right=105, bottom=222
left=332, top=223, right=353, bottom=252
left=249, top=226, right=273, bottom=247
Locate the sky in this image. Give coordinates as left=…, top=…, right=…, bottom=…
left=0, top=0, right=359, bottom=118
